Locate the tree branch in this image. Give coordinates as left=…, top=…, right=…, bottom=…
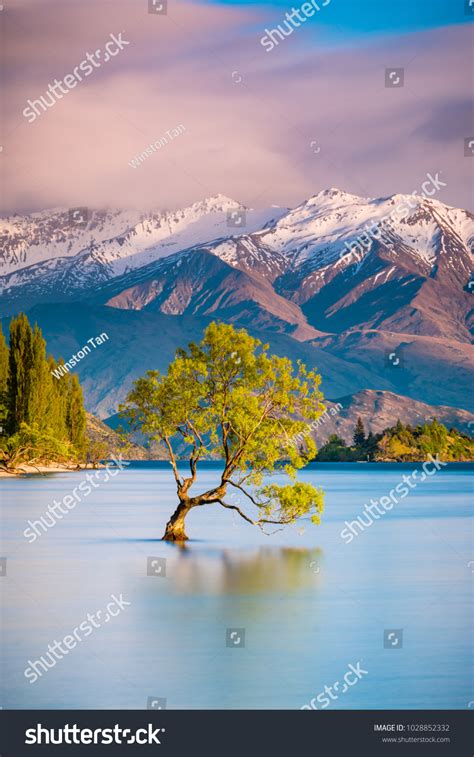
left=216, top=498, right=293, bottom=529
left=223, top=479, right=269, bottom=508
left=216, top=499, right=257, bottom=525
left=163, top=437, right=183, bottom=487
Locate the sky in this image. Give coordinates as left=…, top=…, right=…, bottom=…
left=2, top=0, right=473, bottom=214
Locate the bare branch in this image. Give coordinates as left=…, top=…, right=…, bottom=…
left=163, top=437, right=183, bottom=487
left=216, top=498, right=293, bottom=529
left=223, top=479, right=269, bottom=508
left=216, top=499, right=257, bottom=525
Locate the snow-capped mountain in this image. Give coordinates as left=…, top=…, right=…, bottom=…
left=206, top=188, right=473, bottom=300
left=74, top=188, right=472, bottom=342
left=1, top=188, right=473, bottom=413
left=0, top=194, right=286, bottom=312
left=0, top=194, right=248, bottom=275
left=2, top=188, right=471, bottom=310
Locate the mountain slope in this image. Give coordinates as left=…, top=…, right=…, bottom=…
left=111, top=189, right=471, bottom=343
left=312, top=390, right=474, bottom=446
left=100, top=247, right=321, bottom=340
left=85, top=413, right=151, bottom=460
left=0, top=196, right=286, bottom=315
left=208, top=189, right=474, bottom=340
left=4, top=302, right=473, bottom=420
left=1, top=189, right=473, bottom=414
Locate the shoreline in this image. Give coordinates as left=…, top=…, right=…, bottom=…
left=0, top=462, right=107, bottom=477
left=1, top=459, right=472, bottom=478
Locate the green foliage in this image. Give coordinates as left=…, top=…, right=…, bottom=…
left=375, top=417, right=473, bottom=462
left=7, top=313, right=34, bottom=434
left=0, top=323, right=8, bottom=430
left=122, top=321, right=325, bottom=533
left=0, top=313, right=88, bottom=469
left=0, top=422, right=74, bottom=472
left=316, top=434, right=357, bottom=462
left=353, top=416, right=365, bottom=447
left=261, top=482, right=324, bottom=525
left=316, top=417, right=474, bottom=462
left=66, top=374, right=87, bottom=455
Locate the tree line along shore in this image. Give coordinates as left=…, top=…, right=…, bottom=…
left=0, top=313, right=88, bottom=473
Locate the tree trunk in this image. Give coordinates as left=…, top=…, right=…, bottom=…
left=162, top=500, right=191, bottom=542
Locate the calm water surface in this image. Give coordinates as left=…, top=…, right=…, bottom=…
left=1, top=463, right=472, bottom=709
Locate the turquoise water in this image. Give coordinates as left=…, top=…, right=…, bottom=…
left=1, top=463, right=472, bottom=709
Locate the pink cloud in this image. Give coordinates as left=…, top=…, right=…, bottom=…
left=2, top=1, right=472, bottom=213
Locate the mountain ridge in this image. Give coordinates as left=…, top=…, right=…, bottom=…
left=2, top=188, right=472, bottom=416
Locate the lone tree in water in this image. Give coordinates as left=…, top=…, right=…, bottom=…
left=121, top=322, right=325, bottom=542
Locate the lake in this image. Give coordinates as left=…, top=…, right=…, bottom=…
left=1, top=462, right=472, bottom=710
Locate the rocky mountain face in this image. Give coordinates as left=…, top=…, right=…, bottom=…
left=1, top=189, right=473, bottom=419
left=85, top=413, right=151, bottom=460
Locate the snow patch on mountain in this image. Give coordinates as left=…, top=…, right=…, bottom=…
left=1, top=189, right=472, bottom=317
left=0, top=195, right=282, bottom=279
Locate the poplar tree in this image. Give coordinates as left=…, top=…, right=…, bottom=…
left=0, top=324, right=9, bottom=431
left=47, top=356, right=68, bottom=440
left=28, top=324, right=51, bottom=428
left=7, top=313, right=34, bottom=434
left=2, top=313, right=89, bottom=466
left=66, top=373, right=87, bottom=454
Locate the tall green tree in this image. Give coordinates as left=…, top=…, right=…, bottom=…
left=353, top=416, right=366, bottom=447
left=46, top=356, right=68, bottom=440
left=7, top=313, right=34, bottom=434
left=7, top=315, right=51, bottom=433
left=0, top=323, right=9, bottom=432
left=122, top=322, right=325, bottom=541
left=1, top=313, right=89, bottom=469
left=66, top=374, right=87, bottom=455
left=28, top=324, right=52, bottom=428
